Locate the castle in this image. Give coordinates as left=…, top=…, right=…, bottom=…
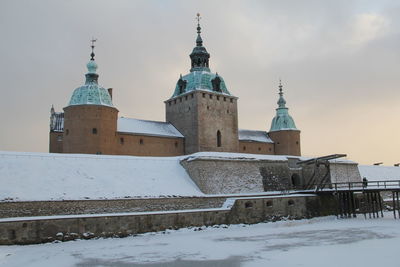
left=49, top=16, right=301, bottom=157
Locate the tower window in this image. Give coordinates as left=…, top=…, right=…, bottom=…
left=217, top=130, right=222, bottom=147
left=243, top=146, right=246, bottom=151
left=174, top=99, right=177, bottom=104
left=202, top=93, right=206, bottom=98
left=175, top=141, right=178, bottom=148
left=185, top=95, right=188, bottom=100
left=230, top=98, right=233, bottom=103
left=92, top=128, right=97, bottom=134
left=140, top=139, right=144, bottom=145
left=224, top=97, right=226, bottom=101
left=120, top=138, right=124, bottom=144
left=66, top=129, right=69, bottom=135
left=258, top=147, right=261, bottom=151
left=191, top=94, right=194, bottom=98
left=209, top=94, right=212, bottom=99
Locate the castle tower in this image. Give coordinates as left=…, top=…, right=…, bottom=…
left=63, top=41, right=118, bottom=155
left=165, top=14, right=239, bottom=154
left=268, top=81, right=301, bottom=156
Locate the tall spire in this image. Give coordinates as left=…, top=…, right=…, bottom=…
left=277, top=79, right=287, bottom=108
left=86, top=38, right=99, bottom=82
left=190, top=13, right=210, bottom=72
left=196, top=13, right=203, bottom=47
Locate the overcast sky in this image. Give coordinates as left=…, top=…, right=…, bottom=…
left=0, top=0, right=399, bottom=165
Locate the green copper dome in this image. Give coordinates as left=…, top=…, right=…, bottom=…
left=171, top=71, right=231, bottom=97
left=270, top=82, right=298, bottom=132
left=68, top=59, right=113, bottom=107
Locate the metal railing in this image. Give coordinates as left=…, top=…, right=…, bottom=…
left=303, top=180, right=400, bottom=192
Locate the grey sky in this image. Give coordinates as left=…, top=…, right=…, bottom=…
left=0, top=0, right=399, bottom=165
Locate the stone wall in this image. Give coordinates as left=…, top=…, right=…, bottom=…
left=0, top=194, right=336, bottom=245
left=165, top=90, right=239, bottom=154
left=0, top=197, right=226, bottom=219
left=181, top=157, right=291, bottom=194
left=116, top=133, right=184, bottom=156
left=238, top=140, right=275, bottom=155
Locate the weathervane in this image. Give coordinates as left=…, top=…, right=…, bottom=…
left=90, top=38, right=97, bottom=60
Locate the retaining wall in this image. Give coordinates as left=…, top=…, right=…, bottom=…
left=0, top=194, right=336, bottom=245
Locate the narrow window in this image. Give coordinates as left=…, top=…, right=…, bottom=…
left=217, top=96, right=220, bottom=100
left=230, top=98, right=233, bottom=103
left=175, top=141, right=178, bottom=148
left=185, top=95, right=188, bottom=100
left=224, top=97, right=226, bottom=102
left=174, top=99, right=177, bottom=104
left=217, top=130, right=222, bottom=147
left=243, top=146, right=246, bottom=151
left=120, top=138, right=124, bottom=144
left=66, top=129, right=69, bottom=135
left=209, top=94, right=212, bottom=99
left=168, top=101, right=171, bottom=106
left=202, top=93, right=206, bottom=98
left=140, top=139, right=144, bottom=145
left=258, top=147, right=261, bottom=151
left=92, top=128, right=97, bottom=134
left=191, top=93, right=194, bottom=98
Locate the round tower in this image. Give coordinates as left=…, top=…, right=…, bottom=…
left=268, top=81, right=301, bottom=156
left=63, top=41, right=118, bottom=155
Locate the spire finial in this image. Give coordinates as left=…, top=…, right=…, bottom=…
left=90, top=38, right=97, bottom=60
left=277, top=79, right=286, bottom=108
left=279, top=79, right=283, bottom=96
left=195, top=13, right=203, bottom=46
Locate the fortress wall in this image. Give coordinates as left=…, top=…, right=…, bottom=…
left=0, top=194, right=336, bottom=245
left=0, top=197, right=226, bottom=219
left=180, top=158, right=291, bottom=194
left=330, top=162, right=362, bottom=184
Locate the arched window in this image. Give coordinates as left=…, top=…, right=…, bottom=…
left=217, top=130, right=222, bottom=147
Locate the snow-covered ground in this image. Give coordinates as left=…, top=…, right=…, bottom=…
left=359, top=165, right=400, bottom=181
left=1, top=214, right=398, bottom=267
left=0, top=151, right=203, bottom=201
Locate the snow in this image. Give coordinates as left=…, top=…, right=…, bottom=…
left=117, top=117, right=184, bottom=138
left=0, top=151, right=203, bottom=201
left=1, top=214, right=399, bottom=267
left=238, top=129, right=273, bottom=143
left=359, top=165, right=400, bottom=181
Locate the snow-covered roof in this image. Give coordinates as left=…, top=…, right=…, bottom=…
left=117, top=117, right=184, bottom=138
left=359, top=165, right=400, bottom=181
left=238, top=129, right=273, bottom=143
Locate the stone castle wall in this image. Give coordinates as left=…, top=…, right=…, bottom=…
left=0, top=194, right=337, bottom=245
left=238, top=140, right=275, bottom=155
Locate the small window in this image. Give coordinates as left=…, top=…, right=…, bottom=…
left=185, top=95, right=188, bottom=100
left=174, top=99, right=177, bottom=104
left=92, top=128, right=97, bottom=134
left=296, top=141, right=299, bottom=145
left=175, top=141, right=178, bottom=148
left=266, top=200, right=273, bottom=207
left=258, top=147, right=261, bottom=151
left=202, top=93, right=206, bottom=98
left=243, top=146, right=246, bottom=151
left=191, top=93, right=194, bottom=98
left=169, top=102, right=171, bottom=106
left=207, top=106, right=210, bottom=110
left=217, top=96, right=220, bottom=100
left=57, top=135, right=63, bottom=142
left=227, top=110, right=229, bottom=114
left=288, top=200, right=295, bottom=206
left=217, top=130, right=222, bottom=147
left=269, top=148, right=272, bottom=151
left=140, top=139, right=144, bottom=145
left=96, top=151, right=102, bottom=155
left=245, top=201, right=253, bottom=208
left=277, top=142, right=280, bottom=145
left=66, top=129, right=69, bottom=135
left=224, top=97, right=226, bottom=102
left=209, top=94, right=212, bottom=99
left=230, top=98, right=233, bottom=103
left=120, top=138, right=124, bottom=144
